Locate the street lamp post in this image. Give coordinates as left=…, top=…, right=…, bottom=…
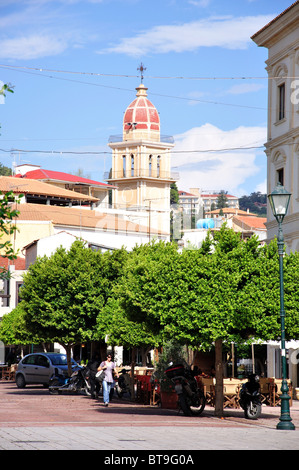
left=268, top=183, right=295, bottom=430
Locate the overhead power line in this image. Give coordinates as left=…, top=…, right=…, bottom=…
left=1, top=64, right=298, bottom=81
left=0, top=64, right=267, bottom=111
left=0, top=144, right=265, bottom=156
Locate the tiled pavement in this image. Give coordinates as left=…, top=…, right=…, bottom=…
left=0, top=381, right=298, bottom=451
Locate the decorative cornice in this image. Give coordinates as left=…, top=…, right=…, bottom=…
left=108, top=140, right=174, bottom=150
left=265, top=129, right=299, bottom=149
left=251, top=3, right=299, bottom=48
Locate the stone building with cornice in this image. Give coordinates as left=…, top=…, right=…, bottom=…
left=252, top=1, right=299, bottom=253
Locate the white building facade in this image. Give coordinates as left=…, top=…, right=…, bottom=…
left=252, top=2, right=299, bottom=391
left=252, top=1, right=299, bottom=253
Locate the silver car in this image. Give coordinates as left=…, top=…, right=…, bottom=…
left=15, top=352, right=80, bottom=388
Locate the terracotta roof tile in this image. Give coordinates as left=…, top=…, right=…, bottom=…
left=19, top=168, right=115, bottom=188
left=2, top=176, right=98, bottom=202
left=12, top=203, right=165, bottom=235
left=0, top=256, right=26, bottom=270
left=251, top=1, right=299, bottom=39
left=207, top=208, right=254, bottom=216
left=233, top=215, right=267, bottom=231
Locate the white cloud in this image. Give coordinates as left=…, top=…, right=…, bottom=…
left=255, top=179, right=267, bottom=194
left=226, top=83, right=265, bottom=95
left=0, top=35, right=68, bottom=60
left=172, top=123, right=267, bottom=195
left=99, top=14, right=275, bottom=56
left=188, top=0, right=212, bottom=7
left=0, top=2, right=94, bottom=60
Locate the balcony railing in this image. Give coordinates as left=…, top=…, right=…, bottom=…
left=108, top=134, right=174, bottom=144
left=104, top=169, right=179, bottom=180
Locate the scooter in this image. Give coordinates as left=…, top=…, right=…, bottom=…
left=49, top=366, right=91, bottom=396
left=165, top=363, right=206, bottom=416
left=239, top=374, right=261, bottom=420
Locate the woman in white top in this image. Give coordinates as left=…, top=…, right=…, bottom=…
left=98, top=354, right=119, bottom=406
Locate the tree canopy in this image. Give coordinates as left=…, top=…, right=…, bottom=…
left=0, top=190, right=22, bottom=279
left=115, top=227, right=299, bottom=349
left=239, top=192, right=267, bottom=216
left=19, top=241, right=112, bottom=371
left=3, top=226, right=299, bottom=380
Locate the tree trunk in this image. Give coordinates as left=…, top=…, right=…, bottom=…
left=141, top=346, right=151, bottom=366
left=62, top=343, right=73, bottom=377
left=130, top=347, right=136, bottom=401
left=214, top=339, right=223, bottom=417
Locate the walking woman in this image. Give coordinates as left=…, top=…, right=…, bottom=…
left=98, top=354, right=119, bottom=406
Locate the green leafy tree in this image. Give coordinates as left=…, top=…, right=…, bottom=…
left=19, top=243, right=129, bottom=374
left=96, top=245, right=161, bottom=395
left=170, top=182, right=179, bottom=205
left=0, top=302, right=41, bottom=346
left=152, top=340, right=188, bottom=392
left=20, top=241, right=109, bottom=374
left=0, top=83, right=14, bottom=97
left=97, top=296, right=159, bottom=363
left=216, top=190, right=228, bottom=209
left=115, top=227, right=299, bottom=415
left=0, top=164, right=12, bottom=176
left=0, top=190, right=22, bottom=279
left=239, top=192, right=267, bottom=216
left=0, top=83, right=19, bottom=277
left=0, top=83, right=14, bottom=137
left=283, top=251, right=299, bottom=340
left=97, top=296, right=160, bottom=397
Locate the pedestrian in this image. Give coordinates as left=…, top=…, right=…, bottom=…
left=98, top=353, right=119, bottom=406
left=86, top=354, right=101, bottom=399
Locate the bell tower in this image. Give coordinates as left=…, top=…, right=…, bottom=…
left=106, top=79, right=175, bottom=237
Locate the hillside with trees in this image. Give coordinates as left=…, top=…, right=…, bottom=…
left=239, top=192, right=267, bottom=216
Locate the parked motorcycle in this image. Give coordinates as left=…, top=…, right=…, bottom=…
left=239, top=374, right=261, bottom=420
left=49, top=366, right=91, bottom=396
left=116, top=369, right=131, bottom=398
left=165, top=363, right=206, bottom=416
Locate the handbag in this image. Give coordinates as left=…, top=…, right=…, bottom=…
left=96, top=370, right=105, bottom=382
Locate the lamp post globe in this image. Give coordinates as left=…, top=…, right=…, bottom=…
left=268, top=183, right=291, bottom=223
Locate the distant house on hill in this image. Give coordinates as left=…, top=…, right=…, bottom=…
left=178, top=188, right=239, bottom=215
left=180, top=206, right=267, bottom=249
left=206, top=207, right=267, bottom=240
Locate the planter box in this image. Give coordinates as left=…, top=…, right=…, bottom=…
left=160, top=391, right=178, bottom=409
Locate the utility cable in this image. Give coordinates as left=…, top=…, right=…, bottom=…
left=1, top=64, right=298, bottom=81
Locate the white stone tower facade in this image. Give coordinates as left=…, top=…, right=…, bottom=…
left=107, top=83, right=175, bottom=237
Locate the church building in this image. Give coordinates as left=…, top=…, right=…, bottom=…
left=106, top=81, right=176, bottom=237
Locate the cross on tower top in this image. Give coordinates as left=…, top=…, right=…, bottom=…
left=137, top=63, right=146, bottom=83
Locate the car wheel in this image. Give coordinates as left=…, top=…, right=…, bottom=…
left=16, top=374, right=26, bottom=388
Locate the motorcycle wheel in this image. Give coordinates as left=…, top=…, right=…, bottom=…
left=245, top=402, right=261, bottom=420
left=49, top=379, right=62, bottom=395
left=190, top=390, right=206, bottom=416
left=179, top=395, right=192, bottom=416
left=84, top=384, right=91, bottom=396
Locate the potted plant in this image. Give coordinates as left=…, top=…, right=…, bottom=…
left=153, top=341, right=188, bottom=409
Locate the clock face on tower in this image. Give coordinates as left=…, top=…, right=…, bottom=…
left=147, top=186, right=164, bottom=207
left=121, top=188, right=133, bottom=203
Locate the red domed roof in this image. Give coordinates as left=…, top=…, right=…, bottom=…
left=123, top=84, right=160, bottom=133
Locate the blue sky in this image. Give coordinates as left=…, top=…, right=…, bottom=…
left=0, top=0, right=294, bottom=197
